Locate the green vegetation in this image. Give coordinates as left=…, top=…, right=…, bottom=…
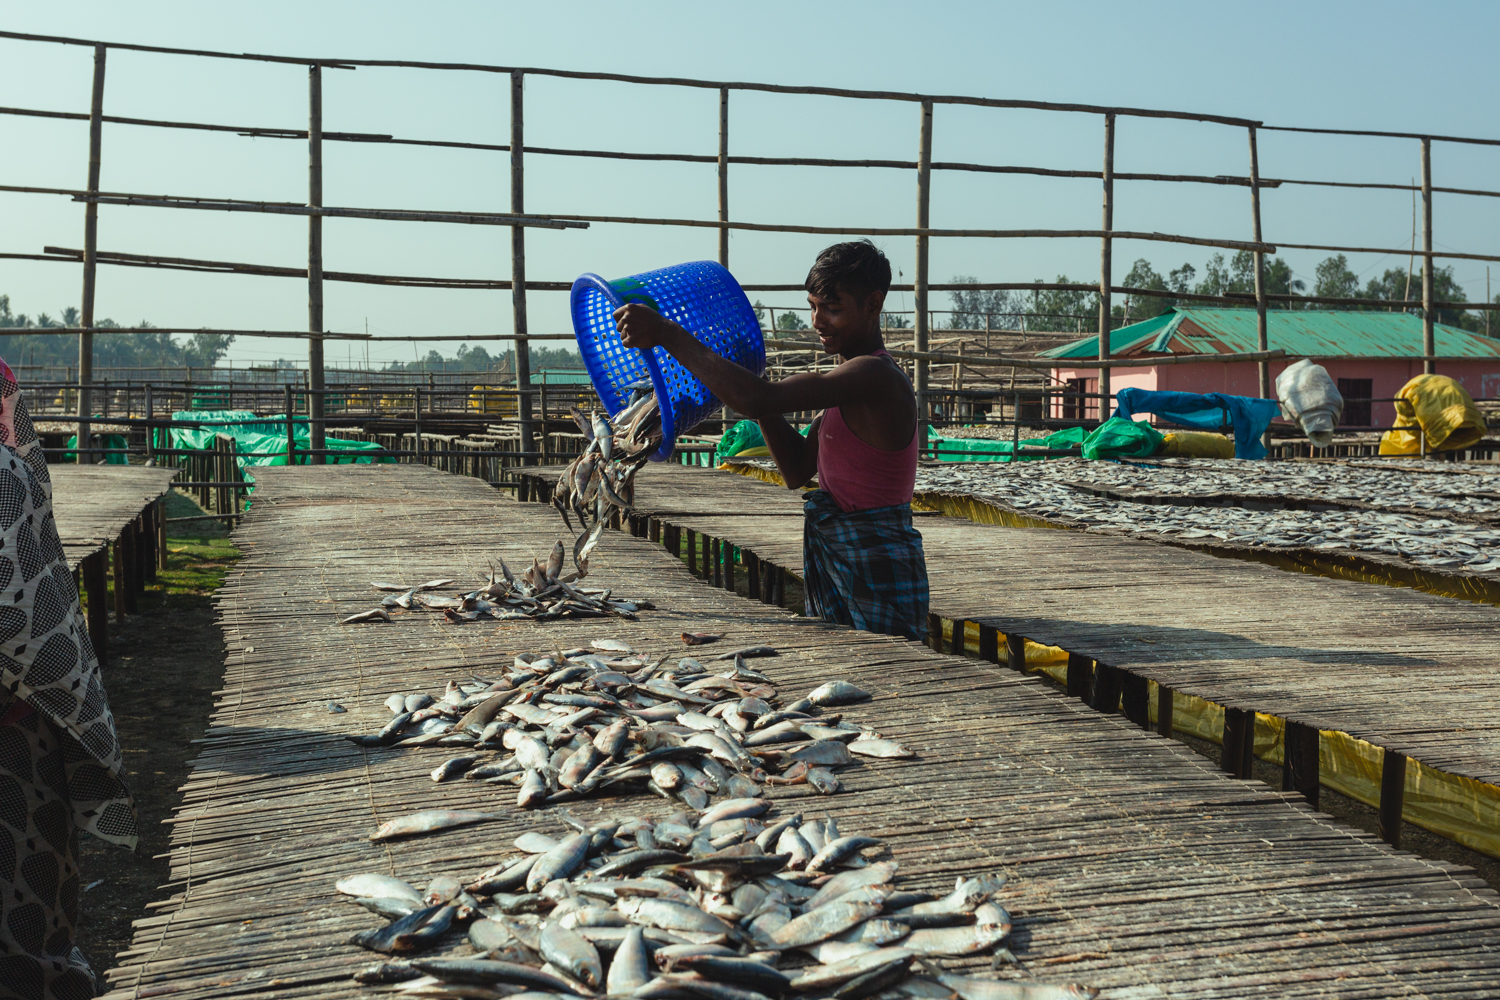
left=0, top=296, right=235, bottom=368
left=159, top=537, right=242, bottom=597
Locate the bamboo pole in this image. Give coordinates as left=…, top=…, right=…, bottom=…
left=764, top=340, right=1291, bottom=370
left=718, top=87, right=729, bottom=268
left=1248, top=125, right=1270, bottom=411
left=1421, top=137, right=1434, bottom=375
left=77, top=44, right=105, bottom=465
left=511, top=70, right=535, bottom=464
left=915, top=100, right=932, bottom=434
left=308, top=63, right=326, bottom=465
left=77, top=193, right=582, bottom=229
left=1098, top=113, right=1114, bottom=421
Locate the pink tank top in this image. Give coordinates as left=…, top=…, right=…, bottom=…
left=815, top=352, right=919, bottom=513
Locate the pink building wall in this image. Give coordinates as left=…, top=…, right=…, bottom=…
left=1051, top=358, right=1500, bottom=429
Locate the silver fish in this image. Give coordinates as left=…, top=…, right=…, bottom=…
left=526, top=832, right=592, bottom=891
left=848, top=738, right=914, bottom=759
left=806, top=680, right=870, bottom=706
left=517, top=769, right=548, bottom=809
left=617, top=896, right=734, bottom=935
left=806, top=862, right=900, bottom=909
left=337, top=873, right=424, bottom=903
left=807, top=835, right=882, bottom=873
left=369, top=810, right=500, bottom=842
left=919, top=969, right=1099, bottom=1000
left=605, top=925, right=651, bottom=994
left=770, top=900, right=883, bottom=948
left=786, top=947, right=916, bottom=991
left=538, top=921, right=602, bottom=989
left=341, top=608, right=393, bottom=624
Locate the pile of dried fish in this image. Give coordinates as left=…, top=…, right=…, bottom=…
left=339, top=526, right=654, bottom=625
left=911, top=458, right=1500, bottom=572
left=340, top=810, right=1098, bottom=999
left=552, top=390, right=664, bottom=530
left=343, top=640, right=912, bottom=808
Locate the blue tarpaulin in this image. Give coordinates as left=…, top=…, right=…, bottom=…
left=1113, top=388, right=1280, bottom=460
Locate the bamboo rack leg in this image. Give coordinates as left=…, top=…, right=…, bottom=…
left=1066, top=652, right=1091, bottom=699
left=949, top=619, right=966, bottom=656
left=712, top=538, right=723, bottom=588
left=155, top=498, right=166, bottom=571
left=978, top=625, right=998, bottom=664
left=111, top=538, right=126, bottom=621
left=307, top=64, right=327, bottom=465
left=1121, top=674, right=1149, bottom=728
left=1283, top=721, right=1320, bottom=809
left=1005, top=632, right=1025, bottom=671
left=649, top=518, right=660, bottom=543
left=926, top=614, right=942, bottom=651
left=141, top=507, right=157, bottom=583
left=82, top=551, right=108, bottom=664
left=1156, top=684, right=1173, bottom=738
left=1097, top=112, right=1115, bottom=419
left=1090, top=663, right=1123, bottom=714
left=745, top=550, right=759, bottom=600
left=1379, top=749, right=1408, bottom=847
left=1222, top=708, right=1256, bottom=779
left=77, top=44, right=105, bottom=466
left=723, top=543, right=734, bottom=592
left=686, top=529, right=696, bottom=576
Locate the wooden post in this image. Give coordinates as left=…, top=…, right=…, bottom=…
left=1066, top=652, right=1091, bottom=699
left=712, top=537, right=723, bottom=588
left=77, top=44, right=107, bottom=464
left=723, top=541, right=734, bottom=592
left=1005, top=632, right=1025, bottom=671
left=414, top=389, right=423, bottom=464
left=124, top=517, right=141, bottom=612
left=307, top=63, right=327, bottom=465
left=745, top=549, right=760, bottom=599
left=141, top=508, right=157, bottom=583
left=978, top=625, right=999, bottom=664
left=914, top=100, right=933, bottom=440
left=284, top=384, right=296, bottom=464
left=1222, top=707, right=1255, bottom=779
left=718, top=87, right=729, bottom=267
left=1420, top=137, right=1434, bottom=375
left=1379, top=748, right=1407, bottom=847
left=1090, top=663, right=1122, bottom=713
left=686, top=528, right=697, bottom=576
left=649, top=517, right=661, bottom=543
left=1248, top=126, right=1270, bottom=413
left=1121, top=674, right=1149, bottom=728
left=1156, top=683, right=1173, bottom=738
left=950, top=619, right=966, bottom=656
left=82, top=551, right=107, bottom=664
left=1283, top=720, right=1319, bottom=808
left=1097, top=113, right=1114, bottom=421
left=111, top=538, right=126, bottom=621
left=511, top=70, right=537, bottom=463
left=155, top=498, right=166, bottom=571
left=926, top=613, right=942, bottom=650
left=143, top=383, right=154, bottom=462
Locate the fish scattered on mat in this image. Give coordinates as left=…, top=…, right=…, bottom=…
left=344, top=532, right=653, bottom=626
left=343, top=642, right=908, bottom=808
left=340, top=811, right=1073, bottom=997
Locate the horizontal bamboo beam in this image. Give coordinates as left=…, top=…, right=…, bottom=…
left=0, top=29, right=1261, bottom=126
left=765, top=339, right=1291, bottom=370
left=1262, top=123, right=1500, bottom=150
left=0, top=326, right=369, bottom=339
left=76, top=194, right=587, bottom=228
left=537, top=214, right=1276, bottom=253
left=36, top=246, right=573, bottom=290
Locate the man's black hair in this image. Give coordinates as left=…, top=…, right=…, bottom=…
left=804, top=239, right=892, bottom=301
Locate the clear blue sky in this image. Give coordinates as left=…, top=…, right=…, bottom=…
left=2, top=0, right=1498, bottom=367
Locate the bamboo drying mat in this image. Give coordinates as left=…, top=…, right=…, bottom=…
left=49, top=465, right=179, bottom=568
left=102, top=464, right=1500, bottom=1000
left=523, top=461, right=1500, bottom=790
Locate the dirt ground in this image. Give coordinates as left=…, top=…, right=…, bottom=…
left=73, top=490, right=239, bottom=980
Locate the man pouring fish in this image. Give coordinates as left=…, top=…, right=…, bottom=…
left=615, top=240, right=930, bottom=642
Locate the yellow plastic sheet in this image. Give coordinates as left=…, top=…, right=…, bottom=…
left=1161, top=430, right=1234, bottom=459
left=1379, top=373, right=1487, bottom=454
left=934, top=614, right=1500, bottom=860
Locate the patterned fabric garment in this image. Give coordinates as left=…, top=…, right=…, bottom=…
left=0, top=359, right=137, bottom=998
left=801, top=488, right=930, bottom=643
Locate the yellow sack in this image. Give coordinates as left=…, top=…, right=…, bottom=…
left=1379, top=374, right=1487, bottom=454
left=1160, top=430, right=1234, bottom=459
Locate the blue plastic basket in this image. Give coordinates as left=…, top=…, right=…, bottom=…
left=571, top=260, right=765, bottom=461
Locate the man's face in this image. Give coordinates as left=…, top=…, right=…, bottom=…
left=807, top=288, right=884, bottom=357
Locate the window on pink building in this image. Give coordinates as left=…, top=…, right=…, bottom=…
left=1338, top=378, right=1372, bottom=426
left=1063, top=377, right=1098, bottom=420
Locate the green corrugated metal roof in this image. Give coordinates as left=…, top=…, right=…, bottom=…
left=1037, top=308, right=1500, bottom=360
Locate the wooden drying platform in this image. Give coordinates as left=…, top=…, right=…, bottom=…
left=517, top=461, right=1500, bottom=854
left=49, top=464, right=178, bottom=663
left=105, top=463, right=1500, bottom=1000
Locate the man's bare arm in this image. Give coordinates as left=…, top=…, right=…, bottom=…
left=615, top=304, right=885, bottom=418
left=760, top=412, right=819, bottom=489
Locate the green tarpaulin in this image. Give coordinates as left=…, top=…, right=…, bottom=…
left=927, top=425, right=1087, bottom=462
left=164, top=410, right=393, bottom=479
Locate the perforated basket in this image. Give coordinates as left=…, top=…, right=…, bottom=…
left=571, top=260, right=765, bottom=461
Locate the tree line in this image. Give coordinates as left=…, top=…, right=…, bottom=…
left=943, top=252, right=1500, bottom=336
left=0, top=295, right=236, bottom=369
